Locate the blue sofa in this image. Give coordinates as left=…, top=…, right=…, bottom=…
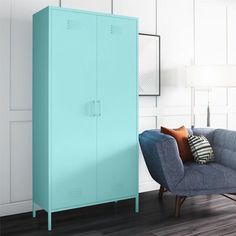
left=139, top=128, right=236, bottom=217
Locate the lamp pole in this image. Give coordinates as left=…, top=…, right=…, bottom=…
left=206, top=88, right=210, bottom=127
left=191, top=87, right=195, bottom=129
left=207, top=98, right=210, bottom=127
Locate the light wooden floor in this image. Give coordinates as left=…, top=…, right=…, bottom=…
left=1, top=190, right=236, bottom=236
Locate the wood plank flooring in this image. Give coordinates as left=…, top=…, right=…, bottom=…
left=1, top=191, right=236, bottom=236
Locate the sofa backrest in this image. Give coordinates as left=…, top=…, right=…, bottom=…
left=192, top=128, right=215, bottom=145
left=212, top=129, right=236, bottom=169
left=193, top=128, right=236, bottom=170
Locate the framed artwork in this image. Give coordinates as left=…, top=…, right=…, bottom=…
left=139, top=33, right=160, bottom=96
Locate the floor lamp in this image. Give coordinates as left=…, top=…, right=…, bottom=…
left=186, top=65, right=236, bottom=128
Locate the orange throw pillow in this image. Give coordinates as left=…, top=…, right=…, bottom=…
left=161, top=126, right=193, bottom=162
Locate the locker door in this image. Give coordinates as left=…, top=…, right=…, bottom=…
left=51, top=9, right=97, bottom=210
left=96, top=16, right=138, bottom=202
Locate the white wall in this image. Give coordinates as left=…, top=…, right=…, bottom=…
left=194, top=0, right=236, bottom=129
left=1, top=0, right=236, bottom=216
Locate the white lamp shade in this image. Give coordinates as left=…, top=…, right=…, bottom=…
left=186, top=65, right=236, bottom=88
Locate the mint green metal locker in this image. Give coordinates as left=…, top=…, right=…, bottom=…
left=50, top=9, right=97, bottom=212
left=33, top=6, right=138, bottom=231
left=96, top=16, right=138, bottom=204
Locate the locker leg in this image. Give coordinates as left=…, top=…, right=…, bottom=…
left=135, top=195, right=139, bottom=213
left=48, top=212, right=52, bottom=231
left=32, top=201, right=36, bottom=218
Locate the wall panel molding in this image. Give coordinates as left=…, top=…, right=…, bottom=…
left=0, top=200, right=33, bottom=217
left=113, top=0, right=156, bottom=34
left=0, top=0, right=11, bottom=205
left=10, top=0, right=58, bottom=111
left=10, top=121, right=32, bottom=202
left=195, top=0, right=227, bottom=64
left=228, top=1, right=236, bottom=64
left=139, top=181, right=159, bottom=193
left=61, top=0, right=111, bottom=13
left=0, top=0, right=57, bottom=215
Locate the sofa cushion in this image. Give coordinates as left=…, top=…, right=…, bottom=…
left=174, top=162, right=236, bottom=196
left=188, top=135, right=214, bottom=164
left=161, top=126, right=193, bottom=162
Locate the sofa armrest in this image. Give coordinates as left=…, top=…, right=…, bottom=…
left=155, top=137, right=185, bottom=190
left=139, top=130, right=184, bottom=191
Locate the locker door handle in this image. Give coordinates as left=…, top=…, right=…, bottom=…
left=96, top=100, right=101, bottom=117
left=91, top=100, right=96, bottom=117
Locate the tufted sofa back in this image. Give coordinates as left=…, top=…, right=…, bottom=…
left=212, top=129, right=236, bottom=170
left=193, top=128, right=236, bottom=170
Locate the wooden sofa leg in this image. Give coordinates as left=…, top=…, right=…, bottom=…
left=175, top=196, right=187, bottom=218
left=159, top=185, right=166, bottom=200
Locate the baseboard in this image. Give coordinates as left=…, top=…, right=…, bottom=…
left=0, top=200, right=33, bottom=217
left=0, top=182, right=159, bottom=217
left=139, top=181, right=160, bottom=193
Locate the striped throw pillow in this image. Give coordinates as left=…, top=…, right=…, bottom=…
left=188, top=135, right=214, bottom=164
